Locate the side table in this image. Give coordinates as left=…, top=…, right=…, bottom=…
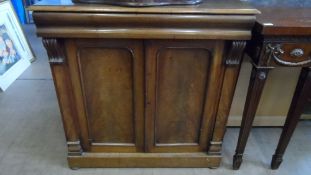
left=233, top=7, right=311, bottom=170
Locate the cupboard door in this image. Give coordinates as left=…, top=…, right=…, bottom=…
left=66, top=39, right=144, bottom=153
left=145, top=40, right=225, bottom=153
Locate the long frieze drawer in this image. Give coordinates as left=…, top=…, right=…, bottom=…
left=32, top=12, right=255, bottom=40
left=32, top=12, right=255, bottom=29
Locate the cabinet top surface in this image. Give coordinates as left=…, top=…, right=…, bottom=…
left=246, top=0, right=311, bottom=36
left=28, top=0, right=259, bottom=15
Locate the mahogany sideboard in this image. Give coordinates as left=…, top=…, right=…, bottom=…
left=233, top=4, right=311, bottom=170
left=30, top=0, right=258, bottom=169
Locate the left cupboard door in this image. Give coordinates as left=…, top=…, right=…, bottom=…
left=66, top=39, right=145, bottom=153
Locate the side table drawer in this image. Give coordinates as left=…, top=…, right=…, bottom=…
left=268, top=43, right=311, bottom=67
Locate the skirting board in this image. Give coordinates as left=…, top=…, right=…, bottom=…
left=227, top=115, right=286, bottom=127
left=227, top=115, right=311, bottom=126
left=301, top=114, right=311, bottom=120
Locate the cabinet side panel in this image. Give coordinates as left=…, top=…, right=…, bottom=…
left=79, top=48, right=135, bottom=144
left=155, top=48, right=210, bottom=145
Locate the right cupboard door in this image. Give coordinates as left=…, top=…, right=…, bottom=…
left=145, top=40, right=225, bottom=153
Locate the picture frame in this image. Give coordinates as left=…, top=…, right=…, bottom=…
left=0, top=0, right=34, bottom=91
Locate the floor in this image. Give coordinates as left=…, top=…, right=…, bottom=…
left=0, top=24, right=310, bottom=175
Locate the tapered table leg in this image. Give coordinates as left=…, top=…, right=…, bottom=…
left=271, top=67, right=311, bottom=169
left=233, top=66, right=270, bottom=170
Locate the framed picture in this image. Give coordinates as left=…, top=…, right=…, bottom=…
left=0, top=0, right=34, bottom=91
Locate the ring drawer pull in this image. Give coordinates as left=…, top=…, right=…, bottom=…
left=267, top=44, right=311, bottom=66
left=290, top=48, right=304, bottom=57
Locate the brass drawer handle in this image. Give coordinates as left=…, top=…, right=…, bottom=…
left=267, top=44, right=311, bottom=66
left=290, top=48, right=304, bottom=57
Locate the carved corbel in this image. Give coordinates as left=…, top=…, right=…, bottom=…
left=225, top=41, right=247, bottom=66
left=67, top=141, right=82, bottom=156
left=42, top=38, right=66, bottom=64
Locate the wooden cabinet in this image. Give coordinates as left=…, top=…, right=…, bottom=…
left=30, top=0, right=258, bottom=169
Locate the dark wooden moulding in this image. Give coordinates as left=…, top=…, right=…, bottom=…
left=72, top=0, right=203, bottom=7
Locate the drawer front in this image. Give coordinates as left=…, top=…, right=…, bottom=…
left=268, top=43, right=311, bottom=67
